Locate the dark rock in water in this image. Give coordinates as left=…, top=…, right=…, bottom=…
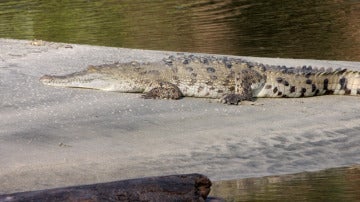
left=0, top=173, right=212, bottom=202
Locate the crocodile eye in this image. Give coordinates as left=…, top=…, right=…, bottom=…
left=130, top=61, right=140, bottom=66
left=206, top=67, right=215, bottom=73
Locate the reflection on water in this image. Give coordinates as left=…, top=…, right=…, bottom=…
left=0, top=0, right=360, bottom=61
left=211, top=165, right=360, bottom=201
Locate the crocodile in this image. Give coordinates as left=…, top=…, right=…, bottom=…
left=40, top=54, right=360, bottom=104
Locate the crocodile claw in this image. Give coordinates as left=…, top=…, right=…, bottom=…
left=219, top=94, right=253, bottom=105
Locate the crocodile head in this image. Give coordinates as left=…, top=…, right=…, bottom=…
left=40, top=66, right=144, bottom=92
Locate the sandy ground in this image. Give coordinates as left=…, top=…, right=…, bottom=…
left=0, top=38, right=359, bottom=194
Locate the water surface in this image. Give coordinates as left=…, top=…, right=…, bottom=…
left=211, top=165, right=360, bottom=201
left=1, top=0, right=360, bottom=60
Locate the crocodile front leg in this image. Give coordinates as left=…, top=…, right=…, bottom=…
left=142, top=81, right=183, bottom=100
left=220, top=69, right=262, bottom=105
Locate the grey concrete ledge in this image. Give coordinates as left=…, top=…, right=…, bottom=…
left=0, top=38, right=359, bottom=194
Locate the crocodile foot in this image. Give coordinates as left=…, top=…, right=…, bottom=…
left=142, top=81, right=183, bottom=100
left=219, top=93, right=253, bottom=105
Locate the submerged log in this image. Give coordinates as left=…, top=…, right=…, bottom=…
left=0, top=173, right=211, bottom=202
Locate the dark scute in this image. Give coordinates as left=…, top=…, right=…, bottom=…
left=259, top=64, right=266, bottom=71
left=306, top=79, right=312, bottom=84
left=357, top=89, right=360, bottom=95
left=324, top=90, right=334, bottom=95
left=277, top=91, right=282, bottom=96
left=290, top=86, right=296, bottom=93
left=302, top=65, right=312, bottom=71
left=300, top=88, right=306, bottom=97
left=336, top=68, right=347, bottom=74
left=274, top=65, right=288, bottom=73
left=339, top=77, right=347, bottom=90
left=273, top=87, right=278, bottom=93
left=305, top=72, right=311, bottom=78
left=163, top=59, right=173, bottom=66
left=210, top=75, right=217, bottom=80
left=323, top=79, right=329, bottom=90
left=182, top=59, right=189, bottom=65
left=314, top=89, right=320, bottom=96
left=225, top=63, right=232, bottom=69
left=283, top=81, right=289, bottom=86
left=276, top=77, right=283, bottom=83
left=265, top=85, right=272, bottom=89
left=312, top=84, right=316, bottom=92
left=221, top=57, right=229, bottom=65
left=201, top=57, right=209, bottom=65
left=206, top=67, right=216, bottom=73
left=345, top=89, right=351, bottom=95
left=285, top=67, right=295, bottom=74
left=168, top=55, right=175, bottom=60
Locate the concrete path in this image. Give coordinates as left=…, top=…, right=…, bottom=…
left=0, top=38, right=359, bottom=194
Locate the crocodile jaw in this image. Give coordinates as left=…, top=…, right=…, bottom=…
left=39, top=73, right=142, bottom=92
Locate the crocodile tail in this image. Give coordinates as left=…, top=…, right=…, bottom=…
left=335, top=69, right=360, bottom=96
left=256, top=68, right=360, bottom=98
left=302, top=69, right=360, bottom=96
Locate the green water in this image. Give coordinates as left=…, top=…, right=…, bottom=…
left=211, top=165, right=360, bottom=201
left=1, top=0, right=360, bottom=61
left=1, top=1, right=359, bottom=200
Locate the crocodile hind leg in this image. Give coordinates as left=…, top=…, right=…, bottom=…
left=142, top=81, right=183, bottom=100
left=219, top=69, right=261, bottom=105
